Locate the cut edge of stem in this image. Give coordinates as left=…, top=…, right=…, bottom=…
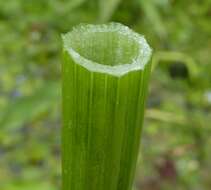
left=62, top=22, right=152, bottom=77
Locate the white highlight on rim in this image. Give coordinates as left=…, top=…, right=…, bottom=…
left=62, top=23, right=152, bottom=77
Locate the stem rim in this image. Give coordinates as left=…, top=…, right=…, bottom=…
left=62, top=22, right=152, bottom=77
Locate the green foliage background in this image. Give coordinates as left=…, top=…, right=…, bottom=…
left=0, top=0, right=211, bottom=189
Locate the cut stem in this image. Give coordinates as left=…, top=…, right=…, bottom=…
left=62, top=23, right=152, bottom=190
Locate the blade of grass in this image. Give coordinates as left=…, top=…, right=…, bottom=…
left=139, top=0, right=166, bottom=38
left=99, top=0, right=122, bottom=22
left=62, top=23, right=152, bottom=190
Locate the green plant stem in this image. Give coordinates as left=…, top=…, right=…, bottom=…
left=62, top=23, right=152, bottom=190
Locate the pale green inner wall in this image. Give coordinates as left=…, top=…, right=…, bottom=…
left=69, top=32, right=140, bottom=66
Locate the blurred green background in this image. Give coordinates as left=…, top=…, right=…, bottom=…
left=0, top=0, right=211, bottom=190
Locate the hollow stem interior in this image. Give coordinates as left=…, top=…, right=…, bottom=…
left=69, top=31, right=139, bottom=66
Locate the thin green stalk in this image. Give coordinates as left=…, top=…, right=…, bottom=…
left=62, top=23, right=152, bottom=190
